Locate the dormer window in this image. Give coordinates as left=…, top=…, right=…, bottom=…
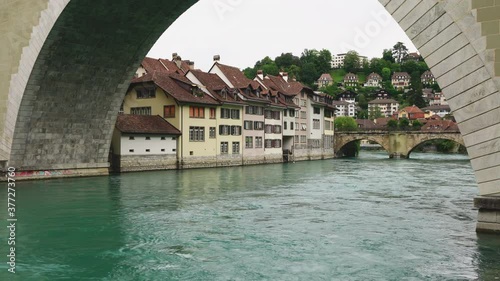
left=136, top=87, right=156, bottom=99
left=192, top=87, right=204, bottom=97
left=256, top=91, right=260, bottom=97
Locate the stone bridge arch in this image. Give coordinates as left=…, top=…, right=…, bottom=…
left=335, top=134, right=391, bottom=157
left=405, top=133, right=466, bottom=157
left=2, top=1, right=500, bottom=230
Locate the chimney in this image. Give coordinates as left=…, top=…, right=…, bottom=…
left=172, top=52, right=178, bottom=60
left=282, top=72, right=289, bottom=82
left=188, top=60, right=195, bottom=70
left=213, top=55, right=220, bottom=62
left=175, top=55, right=182, bottom=68
left=257, top=69, right=264, bottom=80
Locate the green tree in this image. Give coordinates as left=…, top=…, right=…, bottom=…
left=287, top=64, right=302, bottom=81
left=343, top=50, right=361, bottom=73
left=275, top=52, right=300, bottom=69
left=407, top=71, right=427, bottom=108
left=357, top=109, right=368, bottom=119
left=357, top=93, right=368, bottom=110
left=253, top=56, right=279, bottom=76
left=317, top=49, right=333, bottom=74
left=392, top=42, right=409, bottom=63
left=362, top=59, right=370, bottom=74
left=399, top=118, right=410, bottom=129
left=401, top=60, right=419, bottom=74
left=381, top=67, right=392, bottom=81
left=334, top=116, right=358, bottom=132
left=383, top=49, right=395, bottom=63
left=436, top=140, right=456, bottom=152
left=300, top=62, right=319, bottom=86
left=321, top=84, right=342, bottom=98
left=243, top=67, right=256, bottom=79
left=387, top=119, right=398, bottom=130
left=369, top=58, right=390, bottom=75
left=412, top=120, right=423, bottom=130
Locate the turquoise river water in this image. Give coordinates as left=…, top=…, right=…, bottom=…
left=1, top=151, right=500, bottom=280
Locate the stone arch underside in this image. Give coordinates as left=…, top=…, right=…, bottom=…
left=1, top=0, right=500, bottom=197
left=405, top=133, right=466, bottom=156
left=335, top=135, right=391, bottom=156
left=4, top=0, right=197, bottom=172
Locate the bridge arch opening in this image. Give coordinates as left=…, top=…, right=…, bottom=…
left=407, top=138, right=466, bottom=159
left=336, top=138, right=391, bottom=158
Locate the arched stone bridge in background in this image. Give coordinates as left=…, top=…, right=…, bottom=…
left=1, top=0, right=500, bottom=232
left=334, top=130, right=465, bottom=159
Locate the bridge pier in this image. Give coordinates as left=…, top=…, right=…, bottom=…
left=389, top=153, right=408, bottom=159
left=475, top=195, right=500, bottom=233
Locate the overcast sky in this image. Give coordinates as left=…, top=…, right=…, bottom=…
left=148, top=0, right=417, bottom=71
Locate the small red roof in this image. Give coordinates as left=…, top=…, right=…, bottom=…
left=421, top=120, right=459, bottom=132
left=116, top=115, right=181, bottom=135
left=402, top=105, right=424, bottom=114
left=318, top=73, right=333, bottom=81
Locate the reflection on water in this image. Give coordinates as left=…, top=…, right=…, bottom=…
left=0, top=151, right=499, bottom=280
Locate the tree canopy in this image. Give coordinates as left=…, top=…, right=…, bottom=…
left=334, top=117, right=358, bottom=132
left=392, top=42, right=409, bottom=63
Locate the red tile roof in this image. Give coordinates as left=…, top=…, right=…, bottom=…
left=139, top=57, right=191, bottom=76
left=318, top=73, right=333, bottom=81
left=356, top=119, right=377, bottom=130
left=141, top=57, right=168, bottom=74
left=212, top=62, right=253, bottom=89
left=116, top=114, right=181, bottom=135
left=421, top=120, right=459, bottom=132
left=131, top=72, right=220, bottom=106
left=402, top=105, right=424, bottom=114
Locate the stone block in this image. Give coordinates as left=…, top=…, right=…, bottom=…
left=378, top=0, right=391, bottom=6
left=406, top=5, right=448, bottom=40
left=410, top=11, right=452, bottom=44
left=482, top=20, right=500, bottom=35
left=476, top=6, right=500, bottom=21
left=467, top=137, right=500, bottom=159
left=462, top=122, right=500, bottom=147
left=487, top=34, right=500, bottom=48
left=419, top=23, right=462, bottom=57
left=476, top=222, right=500, bottom=233
left=399, top=0, right=436, bottom=31
left=443, top=67, right=491, bottom=100
left=472, top=0, right=495, bottom=9
left=426, top=34, right=470, bottom=67
left=478, top=179, right=500, bottom=195
left=476, top=165, right=500, bottom=183
left=453, top=90, right=500, bottom=122
left=437, top=56, right=484, bottom=88
left=459, top=106, right=500, bottom=135
left=391, top=1, right=420, bottom=22
left=477, top=209, right=498, bottom=223
left=471, top=151, right=500, bottom=171
left=431, top=46, right=477, bottom=78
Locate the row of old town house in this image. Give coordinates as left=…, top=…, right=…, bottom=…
left=111, top=55, right=337, bottom=172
